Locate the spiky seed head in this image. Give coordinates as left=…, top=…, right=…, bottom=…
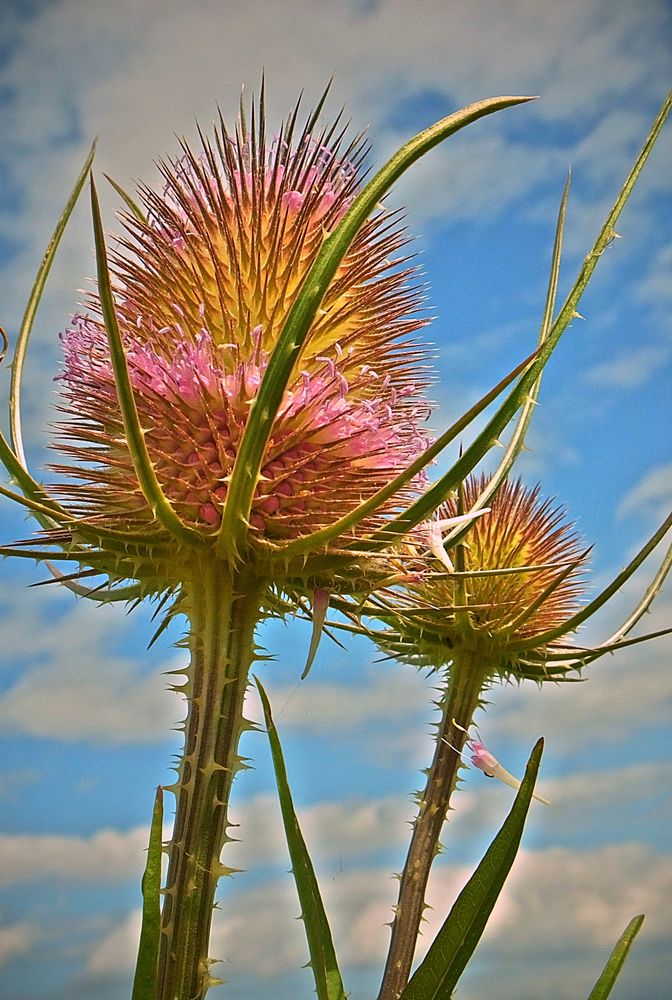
left=375, top=475, right=589, bottom=679
left=50, top=94, right=434, bottom=589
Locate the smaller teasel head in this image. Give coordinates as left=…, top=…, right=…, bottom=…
left=370, top=474, right=591, bottom=682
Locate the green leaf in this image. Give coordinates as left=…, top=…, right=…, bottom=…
left=132, top=786, right=164, bottom=1000
left=0, top=144, right=96, bottom=515
left=104, top=172, right=147, bottom=223
left=217, top=94, right=535, bottom=559
left=586, top=914, right=645, bottom=1000
left=9, top=140, right=96, bottom=467
left=585, top=538, right=672, bottom=655
left=379, top=90, right=672, bottom=543
left=440, top=172, right=570, bottom=554
left=255, top=678, right=347, bottom=1000
left=399, top=739, right=544, bottom=1000
left=272, top=349, right=536, bottom=561
left=90, top=176, right=206, bottom=549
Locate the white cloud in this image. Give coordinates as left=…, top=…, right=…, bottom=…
left=617, top=463, right=672, bottom=522
left=0, top=0, right=668, bottom=472
left=483, top=843, right=672, bottom=952
left=86, top=909, right=142, bottom=977
left=0, top=581, right=185, bottom=743
left=0, top=792, right=411, bottom=888
left=5, top=753, right=664, bottom=891
left=635, top=241, right=672, bottom=314
left=0, top=921, right=37, bottom=967
left=83, top=840, right=672, bottom=991
left=583, top=345, right=671, bottom=390
left=2, top=0, right=669, bottom=309
left=486, top=609, right=672, bottom=753
left=0, top=827, right=149, bottom=887
left=226, top=792, right=415, bottom=872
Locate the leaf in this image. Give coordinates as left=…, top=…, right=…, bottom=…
left=9, top=140, right=96, bottom=468
left=131, top=786, right=164, bottom=1000
left=217, top=94, right=535, bottom=559
left=255, top=678, right=347, bottom=1000
left=276, top=349, right=536, bottom=561
left=90, top=176, right=205, bottom=548
left=0, top=144, right=96, bottom=512
left=399, top=739, right=544, bottom=1000
left=509, top=511, right=672, bottom=651
left=586, top=914, right=645, bottom=1000
left=440, top=172, right=571, bottom=553
left=104, top=172, right=147, bottom=223
left=379, top=90, right=672, bottom=543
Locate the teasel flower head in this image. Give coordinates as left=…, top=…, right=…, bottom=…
left=28, top=93, right=439, bottom=599
left=372, top=474, right=591, bottom=683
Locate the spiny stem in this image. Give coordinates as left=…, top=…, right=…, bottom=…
left=377, top=650, right=488, bottom=1000
left=157, top=560, right=264, bottom=1000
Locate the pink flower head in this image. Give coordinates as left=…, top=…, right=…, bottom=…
left=52, top=97, right=434, bottom=574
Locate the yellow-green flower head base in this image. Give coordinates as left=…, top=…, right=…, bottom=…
left=51, top=99, right=433, bottom=589
left=379, top=475, right=589, bottom=680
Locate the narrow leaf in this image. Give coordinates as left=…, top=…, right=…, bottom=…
left=399, top=740, right=544, bottom=1000
left=90, top=176, right=205, bottom=548
left=586, top=914, right=645, bottom=1000
left=510, top=512, right=672, bottom=651
left=441, top=172, right=571, bottom=552
left=0, top=147, right=97, bottom=515
left=104, top=172, right=147, bottom=223
left=218, top=94, right=535, bottom=558
left=10, top=141, right=96, bottom=468
left=273, top=349, right=536, bottom=561
left=255, top=679, right=347, bottom=1000
left=379, top=91, right=672, bottom=542
left=595, top=539, right=672, bottom=649
left=131, top=786, right=164, bottom=1000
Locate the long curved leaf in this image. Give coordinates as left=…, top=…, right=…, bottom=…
left=90, top=177, right=206, bottom=548
left=399, top=739, right=543, bottom=1000
left=217, top=94, right=535, bottom=559
left=273, top=349, right=536, bottom=561
left=509, top=511, right=672, bottom=651
left=132, top=786, right=164, bottom=1000
left=9, top=141, right=96, bottom=469
left=440, top=172, right=571, bottom=554
left=377, top=90, right=672, bottom=543
left=255, top=678, right=347, bottom=1000
left=0, top=147, right=96, bottom=514
left=586, top=914, right=645, bottom=1000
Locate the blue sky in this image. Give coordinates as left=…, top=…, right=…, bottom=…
left=0, top=1, right=671, bottom=998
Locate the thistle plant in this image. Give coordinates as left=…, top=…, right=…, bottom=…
left=366, top=473, right=671, bottom=1000
left=0, top=88, right=539, bottom=1000
left=0, top=84, right=670, bottom=1000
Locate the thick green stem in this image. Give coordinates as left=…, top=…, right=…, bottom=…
left=157, top=560, right=264, bottom=1000
left=377, top=650, right=488, bottom=1000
